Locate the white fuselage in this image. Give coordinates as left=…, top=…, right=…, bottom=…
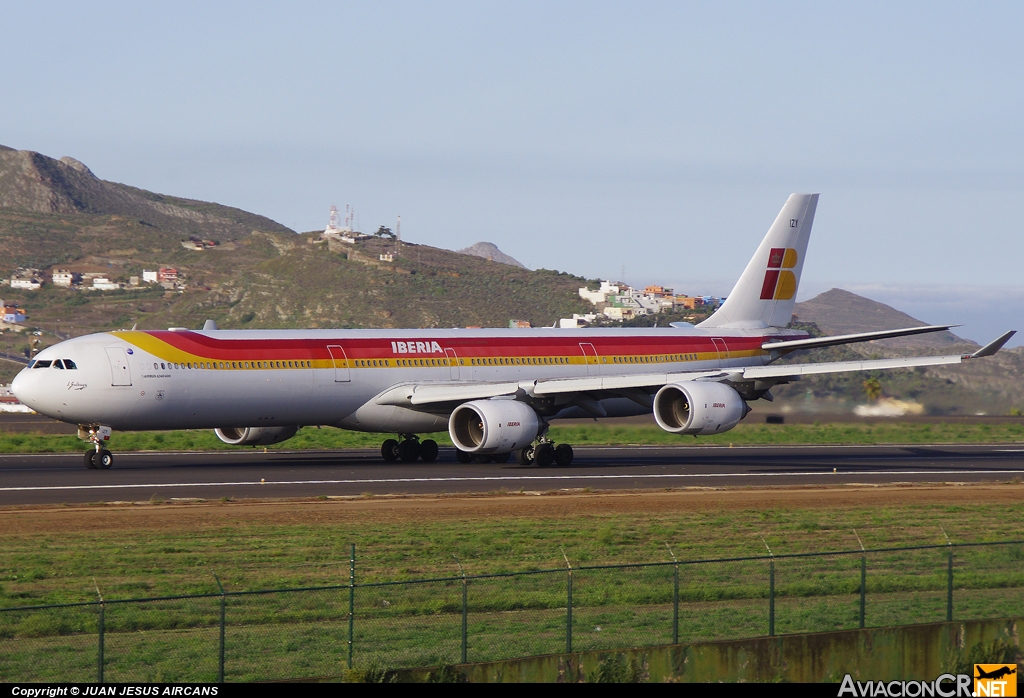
left=11, top=326, right=791, bottom=433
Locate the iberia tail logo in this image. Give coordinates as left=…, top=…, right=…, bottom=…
left=760, top=247, right=798, bottom=300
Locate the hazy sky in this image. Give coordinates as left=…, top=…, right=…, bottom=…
left=2, top=2, right=1022, bottom=343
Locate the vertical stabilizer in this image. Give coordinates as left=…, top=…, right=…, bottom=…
left=698, top=193, right=818, bottom=329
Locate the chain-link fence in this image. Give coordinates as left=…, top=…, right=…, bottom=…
left=2, top=540, right=1022, bottom=682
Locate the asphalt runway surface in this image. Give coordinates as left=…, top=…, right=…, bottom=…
left=1, top=444, right=1024, bottom=505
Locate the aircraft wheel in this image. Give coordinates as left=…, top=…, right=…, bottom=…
left=85, top=450, right=98, bottom=469
left=381, top=439, right=400, bottom=462
left=419, top=439, right=439, bottom=463
left=515, top=447, right=534, bottom=465
left=534, top=443, right=555, bottom=468
left=493, top=451, right=511, bottom=464
left=398, top=439, right=421, bottom=462
left=455, top=449, right=474, bottom=464
left=474, top=454, right=494, bottom=464
left=554, top=443, right=574, bottom=467
left=97, top=449, right=114, bottom=469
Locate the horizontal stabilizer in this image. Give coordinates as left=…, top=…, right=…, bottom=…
left=762, top=325, right=957, bottom=352
left=968, top=330, right=1016, bottom=358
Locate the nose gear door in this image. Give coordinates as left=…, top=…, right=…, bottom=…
left=105, top=347, right=132, bottom=386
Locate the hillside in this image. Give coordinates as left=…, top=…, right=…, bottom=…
left=0, top=146, right=593, bottom=382
left=457, top=242, right=527, bottom=269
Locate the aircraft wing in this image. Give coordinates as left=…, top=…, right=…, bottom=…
left=375, top=330, right=1016, bottom=410
left=762, top=325, right=956, bottom=352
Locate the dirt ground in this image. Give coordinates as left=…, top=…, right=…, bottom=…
left=4, top=483, right=1024, bottom=534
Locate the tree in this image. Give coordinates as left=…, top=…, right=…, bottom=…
left=862, top=377, right=882, bottom=402
left=375, top=226, right=396, bottom=240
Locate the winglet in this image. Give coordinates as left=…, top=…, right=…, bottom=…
left=967, top=330, right=1016, bottom=359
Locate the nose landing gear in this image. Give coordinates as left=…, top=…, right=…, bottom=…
left=79, top=425, right=114, bottom=469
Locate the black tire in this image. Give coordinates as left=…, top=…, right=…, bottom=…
left=515, top=447, right=534, bottom=465
left=419, top=439, right=439, bottom=462
left=381, top=439, right=400, bottom=462
left=455, top=449, right=474, bottom=464
left=493, top=451, right=511, bottom=464
left=398, top=439, right=420, bottom=462
left=85, top=450, right=98, bottom=469
left=97, top=449, right=114, bottom=469
left=534, top=443, right=555, bottom=468
left=554, top=443, right=574, bottom=467
left=474, top=454, right=494, bottom=464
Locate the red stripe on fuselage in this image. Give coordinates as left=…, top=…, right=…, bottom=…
left=140, top=331, right=786, bottom=361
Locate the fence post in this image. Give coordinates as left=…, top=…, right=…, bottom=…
left=855, top=530, right=866, bottom=630
left=97, top=602, right=105, bottom=684
left=762, top=539, right=774, bottom=637
left=946, top=547, right=954, bottom=622
left=940, top=527, right=953, bottom=622
left=213, top=573, right=225, bottom=683
left=453, top=555, right=468, bottom=665
left=561, top=549, right=573, bottom=655
left=348, top=543, right=355, bottom=669
left=666, top=544, right=679, bottom=645
left=859, top=555, right=866, bottom=629
left=94, top=579, right=104, bottom=684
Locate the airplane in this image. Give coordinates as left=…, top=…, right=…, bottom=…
left=10, top=193, right=1016, bottom=470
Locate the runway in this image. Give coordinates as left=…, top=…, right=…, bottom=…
left=1, top=444, right=1023, bottom=505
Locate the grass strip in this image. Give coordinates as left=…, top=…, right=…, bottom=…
left=2, top=421, right=1024, bottom=454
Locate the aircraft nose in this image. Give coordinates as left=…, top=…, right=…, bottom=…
left=11, top=367, right=40, bottom=410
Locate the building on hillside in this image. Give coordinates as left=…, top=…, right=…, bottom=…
left=379, top=252, right=395, bottom=262
left=142, top=270, right=158, bottom=283
left=181, top=240, right=205, bottom=251
left=602, top=306, right=640, bottom=321
left=579, top=281, right=622, bottom=305
left=10, top=278, right=42, bottom=290
left=158, top=267, right=178, bottom=282
left=0, top=301, right=27, bottom=324
left=509, top=319, right=532, bottom=329
left=90, top=277, right=120, bottom=291
left=558, top=313, right=599, bottom=329
left=51, top=269, right=82, bottom=287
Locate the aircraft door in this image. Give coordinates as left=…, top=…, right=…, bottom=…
left=712, top=338, right=730, bottom=363
left=327, top=345, right=351, bottom=382
left=444, top=348, right=460, bottom=380
left=105, top=346, right=132, bottom=386
left=579, top=342, right=600, bottom=376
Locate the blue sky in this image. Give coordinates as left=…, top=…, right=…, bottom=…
left=2, top=2, right=1022, bottom=343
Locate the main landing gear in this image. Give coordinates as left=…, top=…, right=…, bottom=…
left=453, top=437, right=574, bottom=467
left=516, top=437, right=574, bottom=468
left=80, top=425, right=114, bottom=469
left=381, top=434, right=439, bottom=463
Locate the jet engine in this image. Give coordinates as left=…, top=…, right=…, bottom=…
left=449, top=400, right=540, bottom=454
left=653, top=382, right=750, bottom=435
left=214, top=426, right=299, bottom=446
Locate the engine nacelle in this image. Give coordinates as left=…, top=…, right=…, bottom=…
left=214, top=426, right=299, bottom=446
left=449, top=400, right=541, bottom=454
left=653, top=382, right=750, bottom=435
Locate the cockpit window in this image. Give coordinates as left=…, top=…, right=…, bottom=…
left=53, top=360, right=65, bottom=369
left=33, top=360, right=52, bottom=369
left=63, top=359, right=77, bottom=370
